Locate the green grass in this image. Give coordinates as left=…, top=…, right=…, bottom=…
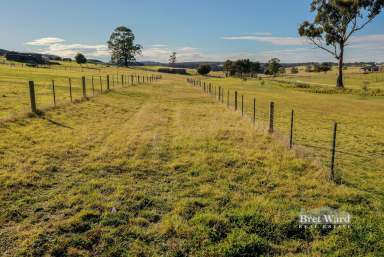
left=0, top=64, right=384, bottom=256
left=271, top=66, right=384, bottom=90
left=193, top=75, right=384, bottom=198
left=0, top=61, right=157, bottom=121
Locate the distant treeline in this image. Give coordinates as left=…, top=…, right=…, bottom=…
left=223, top=59, right=263, bottom=76
left=158, top=67, right=187, bottom=74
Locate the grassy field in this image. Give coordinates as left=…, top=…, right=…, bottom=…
left=270, top=66, right=384, bottom=90
left=1, top=63, right=384, bottom=256
left=0, top=59, right=156, bottom=121
left=195, top=74, right=384, bottom=198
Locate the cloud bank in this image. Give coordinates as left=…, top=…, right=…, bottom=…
left=25, top=37, right=109, bottom=58
left=25, top=34, right=384, bottom=63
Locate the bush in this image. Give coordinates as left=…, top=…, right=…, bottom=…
left=75, top=53, right=87, bottom=64
left=197, top=64, right=211, bottom=75
left=291, top=67, right=299, bottom=74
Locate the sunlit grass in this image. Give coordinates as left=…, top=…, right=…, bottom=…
left=0, top=63, right=383, bottom=256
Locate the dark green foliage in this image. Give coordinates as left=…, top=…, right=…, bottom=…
left=306, top=63, right=333, bottom=72
left=158, top=67, right=187, bottom=74
left=223, top=59, right=261, bottom=77
left=313, top=62, right=332, bottom=72
left=108, top=26, right=142, bottom=66
left=266, top=58, right=281, bottom=76
left=169, top=52, right=177, bottom=65
left=75, top=53, right=87, bottom=64
left=197, top=64, right=211, bottom=75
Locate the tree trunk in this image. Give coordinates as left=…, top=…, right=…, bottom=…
left=336, top=44, right=344, bottom=89
left=124, top=56, right=128, bottom=67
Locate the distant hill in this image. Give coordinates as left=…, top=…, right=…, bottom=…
left=88, top=59, right=106, bottom=65
left=139, top=61, right=224, bottom=71
left=0, top=49, right=9, bottom=56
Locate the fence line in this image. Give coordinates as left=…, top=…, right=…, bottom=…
left=16, top=74, right=162, bottom=117
left=186, top=78, right=382, bottom=185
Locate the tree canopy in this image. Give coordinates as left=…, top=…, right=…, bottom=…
left=108, top=26, right=142, bottom=66
left=223, top=59, right=261, bottom=76
left=197, top=64, right=211, bottom=75
left=266, top=58, right=281, bottom=76
left=75, top=53, right=87, bottom=64
left=169, top=52, right=176, bottom=65
left=299, top=0, right=383, bottom=88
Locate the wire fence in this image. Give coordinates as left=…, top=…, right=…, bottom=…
left=186, top=78, right=384, bottom=197
left=0, top=59, right=110, bottom=72
left=0, top=73, right=162, bottom=121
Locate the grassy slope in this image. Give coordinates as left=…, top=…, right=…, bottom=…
left=1, top=75, right=383, bottom=256
left=197, top=75, right=384, bottom=200
left=0, top=61, right=143, bottom=120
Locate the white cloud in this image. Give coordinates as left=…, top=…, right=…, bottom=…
left=348, top=34, right=384, bottom=50
left=141, top=43, right=384, bottom=63
left=222, top=33, right=384, bottom=49
left=140, top=45, right=207, bottom=62
left=25, top=34, right=384, bottom=63
left=151, top=44, right=168, bottom=47
left=25, top=37, right=109, bottom=58
left=251, top=32, right=273, bottom=36
left=222, top=35, right=306, bottom=45
left=26, top=37, right=65, bottom=46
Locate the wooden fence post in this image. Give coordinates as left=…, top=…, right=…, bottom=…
left=29, top=81, right=37, bottom=113
left=241, top=95, right=244, bottom=116
left=235, top=91, right=238, bottom=111
left=52, top=80, right=56, bottom=106
left=91, top=76, right=95, bottom=96
left=253, top=98, right=256, bottom=124
left=330, top=122, right=337, bottom=181
left=268, top=102, right=274, bottom=133
left=131, top=75, right=134, bottom=85
left=121, top=75, right=124, bottom=86
left=69, top=78, right=73, bottom=102
left=289, top=110, right=294, bottom=148
left=82, top=76, right=86, bottom=98
left=107, top=75, right=110, bottom=90
left=227, top=90, right=229, bottom=107
left=99, top=76, right=103, bottom=93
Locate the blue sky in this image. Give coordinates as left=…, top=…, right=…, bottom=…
left=1, top=0, right=383, bottom=63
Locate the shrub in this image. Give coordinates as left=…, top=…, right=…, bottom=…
left=197, top=64, right=211, bottom=75
left=75, top=53, right=87, bottom=64
left=291, top=67, right=299, bottom=74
